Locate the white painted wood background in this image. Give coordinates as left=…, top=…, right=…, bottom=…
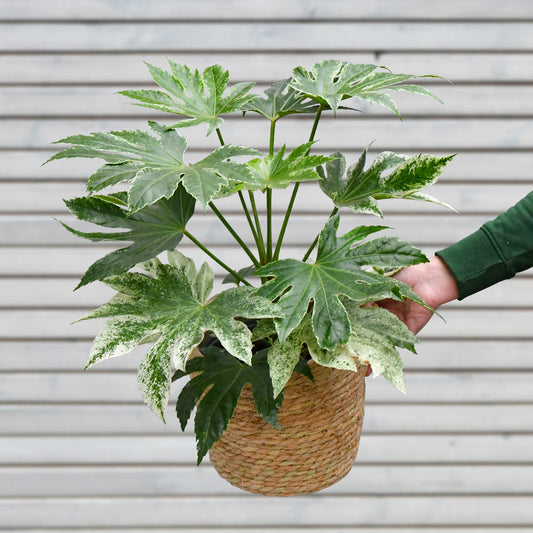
left=1, top=0, right=533, bottom=530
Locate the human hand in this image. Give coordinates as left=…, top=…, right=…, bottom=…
left=364, top=256, right=459, bottom=377
left=376, top=256, right=459, bottom=334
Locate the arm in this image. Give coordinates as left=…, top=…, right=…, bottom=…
left=379, top=191, right=533, bottom=334
left=436, top=191, right=533, bottom=299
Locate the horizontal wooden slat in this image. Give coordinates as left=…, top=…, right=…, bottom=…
left=3, top=434, right=533, bottom=465
left=0, top=530, right=516, bottom=533
left=2, top=309, right=532, bottom=339
left=2, top=339, right=532, bottom=371
left=0, top=245, right=307, bottom=276
left=1, top=273, right=532, bottom=308
left=0, top=530, right=520, bottom=533
left=4, top=150, right=531, bottom=182
left=0, top=213, right=502, bottom=247
left=4, top=85, right=533, bottom=117
left=4, top=496, right=533, bottom=527
left=3, top=53, right=533, bottom=84
left=2, top=403, right=532, bottom=435
left=2, top=23, right=533, bottom=52
left=2, top=0, right=532, bottom=20
left=1, top=182, right=531, bottom=215
left=0, top=370, right=531, bottom=403
left=4, top=118, right=532, bottom=150
left=6, top=464, right=533, bottom=496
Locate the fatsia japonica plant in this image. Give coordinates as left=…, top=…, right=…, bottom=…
left=49, top=59, right=454, bottom=463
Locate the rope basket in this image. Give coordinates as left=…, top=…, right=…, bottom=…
left=209, top=361, right=366, bottom=496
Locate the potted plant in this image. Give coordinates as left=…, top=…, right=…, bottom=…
left=48, top=59, right=453, bottom=496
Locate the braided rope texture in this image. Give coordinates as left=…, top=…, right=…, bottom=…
left=209, top=362, right=366, bottom=496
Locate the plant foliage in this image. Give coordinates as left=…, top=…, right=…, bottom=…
left=174, top=345, right=282, bottom=463
left=49, top=58, right=455, bottom=461
left=120, top=61, right=255, bottom=135
left=257, top=214, right=428, bottom=350
left=80, top=262, right=282, bottom=420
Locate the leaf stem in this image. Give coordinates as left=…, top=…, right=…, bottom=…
left=302, top=206, right=338, bottom=262
left=216, top=127, right=265, bottom=265
left=248, top=191, right=267, bottom=264
left=266, top=120, right=276, bottom=262
left=183, top=230, right=251, bottom=286
left=216, top=128, right=225, bottom=146
left=273, top=104, right=324, bottom=261
left=238, top=191, right=266, bottom=264
left=208, top=201, right=260, bottom=268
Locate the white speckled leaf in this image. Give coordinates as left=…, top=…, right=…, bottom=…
left=85, top=315, right=157, bottom=369
left=342, top=304, right=420, bottom=393
left=348, top=329, right=406, bottom=394
left=318, top=149, right=454, bottom=216
left=193, top=262, right=213, bottom=302
left=81, top=261, right=282, bottom=418
left=167, top=250, right=196, bottom=283
left=120, top=61, right=255, bottom=136
left=267, top=335, right=303, bottom=398
left=137, top=334, right=174, bottom=421
left=300, top=316, right=359, bottom=372
left=268, top=314, right=359, bottom=396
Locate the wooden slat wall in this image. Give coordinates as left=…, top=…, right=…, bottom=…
left=1, top=0, right=533, bottom=530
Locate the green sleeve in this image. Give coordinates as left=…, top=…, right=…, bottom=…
left=436, top=191, right=533, bottom=300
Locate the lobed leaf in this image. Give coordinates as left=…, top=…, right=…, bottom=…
left=244, top=78, right=317, bottom=121
left=120, top=61, right=255, bottom=135
left=81, top=261, right=283, bottom=421
left=62, top=185, right=195, bottom=288
left=175, top=346, right=282, bottom=463
left=256, top=215, right=429, bottom=350
left=318, top=150, right=455, bottom=216
left=49, top=123, right=260, bottom=210
left=341, top=303, right=420, bottom=393
left=289, top=60, right=441, bottom=117
left=244, top=142, right=333, bottom=191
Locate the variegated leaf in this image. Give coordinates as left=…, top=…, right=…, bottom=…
left=81, top=261, right=283, bottom=420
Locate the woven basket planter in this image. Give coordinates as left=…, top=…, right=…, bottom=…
left=209, top=361, right=366, bottom=496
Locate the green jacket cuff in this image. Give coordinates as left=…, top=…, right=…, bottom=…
left=436, top=228, right=509, bottom=300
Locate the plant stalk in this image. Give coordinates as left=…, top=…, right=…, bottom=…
left=273, top=105, right=324, bottom=260
left=266, top=120, right=276, bottom=262
left=238, top=191, right=266, bottom=264
left=247, top=191, right=267, bottom=264
left=216, top=126, right=266, bottom=265
left=216, top=128, right=225, bottom=146
left=209, top=201, right=260, bottom=268
left=183, top=230, right=251, bottom=286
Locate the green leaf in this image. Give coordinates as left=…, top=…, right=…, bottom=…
left=318, top=150, right=455, bottom=216
left=81, top=261, right=282, bottom=421
left=289, top=60, right=441, bottom=117
left=350, top=236, right=429, bottom=269
left=120, top=61, right=255, bottom=135
left=267, top=312, right=363, bottom=397
left=48, top=123, right=260, bottom=210
left=256, top=215, right=428, bottom=350
left=137, top=335, right=174, bottom=421
left=267, top=333, right=304, bottom=398
left=290, top=60, right=378, bottom=115
left=251, top=318, right=277, bottom=342
left=221, top=265, right=258, bottom=285
left=82, top=262, right=283, bottom=368
left=175, top=346, right=282, bottom=463
left=62, top=185, right=195, bottom=288
left=341, top=303, right=419, bottom=393
left=244, top=78, right=317, bottom=121
left=244, top=142, right=333, bottom=191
